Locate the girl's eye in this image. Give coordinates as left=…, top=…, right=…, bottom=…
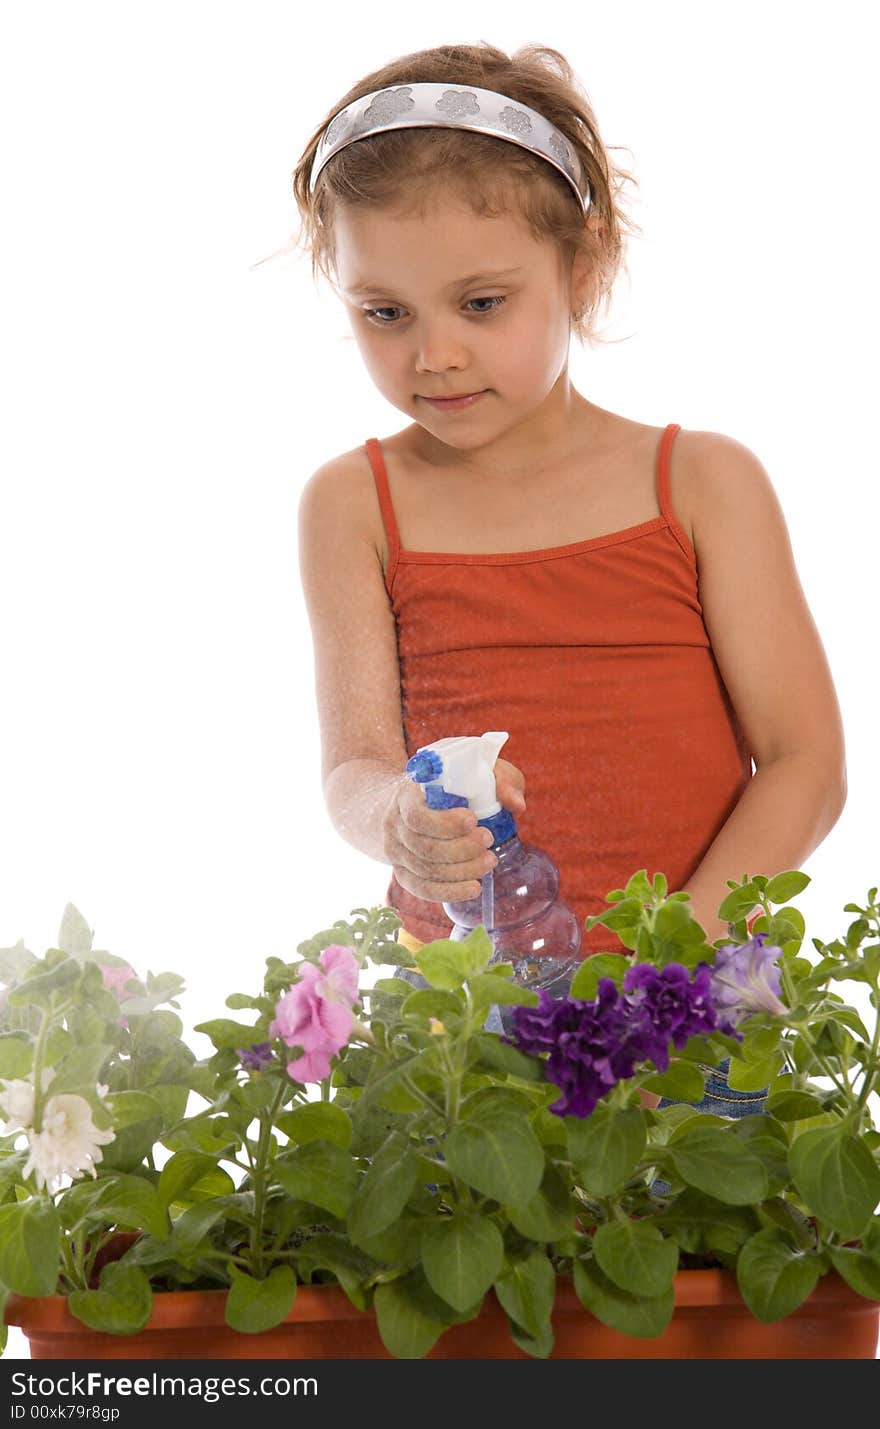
left=362, top=295, right=508, bottom=326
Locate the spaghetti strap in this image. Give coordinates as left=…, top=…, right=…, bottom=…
left=364, top=437, right=401, bottom=591
left=655, top=423, right=693, bottom=563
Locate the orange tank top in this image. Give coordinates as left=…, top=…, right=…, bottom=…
left=365, top=423, right=753, bottom=953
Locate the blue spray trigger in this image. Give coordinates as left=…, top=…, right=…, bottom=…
left=424, top=785, right=469, bottom=810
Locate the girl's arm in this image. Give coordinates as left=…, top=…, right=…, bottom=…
left=297, top=452, right=410, bottom=861
left=297, top=452, right=526, bottom=880
left=675, top=431, right=848, bottom=938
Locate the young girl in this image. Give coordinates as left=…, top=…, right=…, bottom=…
left=292, top=42, right=847, bottom=1108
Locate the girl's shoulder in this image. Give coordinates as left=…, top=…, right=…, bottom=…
left=297, top=438, right=388, bottom=566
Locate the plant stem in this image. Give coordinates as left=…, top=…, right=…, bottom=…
left=854, top=969, right=880, bottom=1114
left=29, top=1007, right=54, bottom=1132
left=247, top=1080, right=286, bottom=1278
left=760, top=895, right=854, bottom=1105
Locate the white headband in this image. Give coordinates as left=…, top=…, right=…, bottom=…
left=310, top=82, right=591, bottom=214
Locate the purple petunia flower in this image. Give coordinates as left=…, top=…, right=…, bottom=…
left=620, top=962, right=719, bottom=1072
left=238, top=1042, right=275, bottom=1071
left=707, top=933, right=786, bottom=1030
left=510, top=979, right=644, bottom=1119
left=508, top=962, right=726, bottom=1118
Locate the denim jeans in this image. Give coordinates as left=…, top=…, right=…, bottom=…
left=657, top=1059, right=769, bottom=1119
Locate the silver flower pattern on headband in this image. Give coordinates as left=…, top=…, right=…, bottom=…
left=548, top=133, right=574, bottom=170
left=323, top=109, right=352, bottom=148
left=436, top=89, right=481, bottom=120
left=498, top=106, right=533, bottom=138
left=363, top=87, right=415, bottom=126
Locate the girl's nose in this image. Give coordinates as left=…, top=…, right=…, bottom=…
left=414, top=324, right=470, bottom=375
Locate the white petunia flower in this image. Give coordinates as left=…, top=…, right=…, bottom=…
left=0, top=1069, right=53, bottom=1131
left=23, top=1093, right=115, bottom=1191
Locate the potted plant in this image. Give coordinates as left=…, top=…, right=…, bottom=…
left=2, top=870, right=879, bottom=1360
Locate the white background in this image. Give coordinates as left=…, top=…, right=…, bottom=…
left=1, top=0, right=878, bottom=1359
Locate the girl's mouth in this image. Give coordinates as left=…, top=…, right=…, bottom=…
left=420, top=390, right=488, bottom=411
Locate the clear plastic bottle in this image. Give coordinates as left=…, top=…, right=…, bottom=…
left=405, top=732, right=583, bottom=1027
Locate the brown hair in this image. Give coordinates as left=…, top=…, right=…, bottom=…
left=290, top=41, right=640, bottom=346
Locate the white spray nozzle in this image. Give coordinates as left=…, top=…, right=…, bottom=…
left=407, top=731, right=509, bottom=819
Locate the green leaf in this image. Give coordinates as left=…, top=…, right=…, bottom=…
left=593, top=1220, right=678, bottom=1297
left=728, top=1116, right=789, bottom=1195
left=789, top=1126, right=880, bottom=1238
left=400, top=989, right=464, bottom=1024
left=467, top=1032, right=545, bottom=1081
left=726, top=1051, right=782, bottom=1092
left=352, top=1214, right=425, bottom=1270
left=659, top=1189, right=759, bottom=1257
left=641, top=1061, right=707, bottom=1101
left=420, top=1214, right=503, bottom=1311
left=0, top=1200, right=61, bottom=1296
left=495, top=1248, right=556, bottom=1341
left=414, top=930, right=493, bottom=991
left=45, top=1044, right=112, bottom=1097
left=293, top=1233, right=371, bottom=1310
left=506, top=1163, right=575, bottom=1242
left=169, top=1199, right=229, bottom=1256
left=764, top=872, right=811, bottom=903
left=718, top=885, right=763, bottom=922
left=358, top=1049, right=432, bottom=1113
left=467, top=974, right=537, bottom=1023
left=158, top=1151, right=223, bottom=1210
left=567, top=1104, right=646, bottom=1196
left=233, top=1080, right=277, bottom=1113
left=827, top=1245, right=880, bottom=1300
left=508, top=1319, right=555, bottom=1359
left=0, top=942, right=37, bottom=984
left=192, top=1017, right=262, bottom=1050
left=445, top=1105, right=544, bottom=1205
left=373, top=1275, right=447, bottom=1359
left=764, top=1090, right=829, bottom=1121
left=736, top=1228, right=821, bottom=1322
left=86, top=1175, right=169, bottom=1238
left=0, top=1035, right=33, bottom=1079
left=99, top=1116, right=164, bottom=1175
left=273, top=1141, right=356, bottom=1220
left=68, top=1262, right=153, bottom=1334
left=666, top=1124, right=770, bottom=1204
left=225, top=1264, right=297, bottom=1334
left=372, top=977, right=418, bottom=997
left=56, top=1176, right=109, bottom=1231
left=758, top=1196, right=816, bottom=1251
left=9, top=956, right=81, bottom=1009
left=275, top=1102, right=352, bottom=1148
left=102, top=1091, right=165, bottom=1130
left=573, top=1256, right=673, bottom=1338
left=569, top=954, right=630, bottom=1001
left=348, top=1132, right=419, bottom=1246
left=145, top=1083, right=190, bottom=1127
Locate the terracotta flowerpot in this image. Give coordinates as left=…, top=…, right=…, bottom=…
left=6, top=1271, right=878, bottom=1360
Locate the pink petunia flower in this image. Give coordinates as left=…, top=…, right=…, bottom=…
left=99, top=963, right=138, bottom=1000
left=269, top=945, right=359, bottom=1084
left=98, top=962, right=139, bottom=1030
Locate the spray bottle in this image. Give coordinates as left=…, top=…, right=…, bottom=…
left=405, top=731, right=582, bottom=1024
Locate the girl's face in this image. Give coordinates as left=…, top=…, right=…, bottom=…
left=332, top=195, right=585, bottom=453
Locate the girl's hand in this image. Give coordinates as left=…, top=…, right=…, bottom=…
left=493, top=757, right=527, bottom=817
left=382, top=761, right=527, bottom=905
